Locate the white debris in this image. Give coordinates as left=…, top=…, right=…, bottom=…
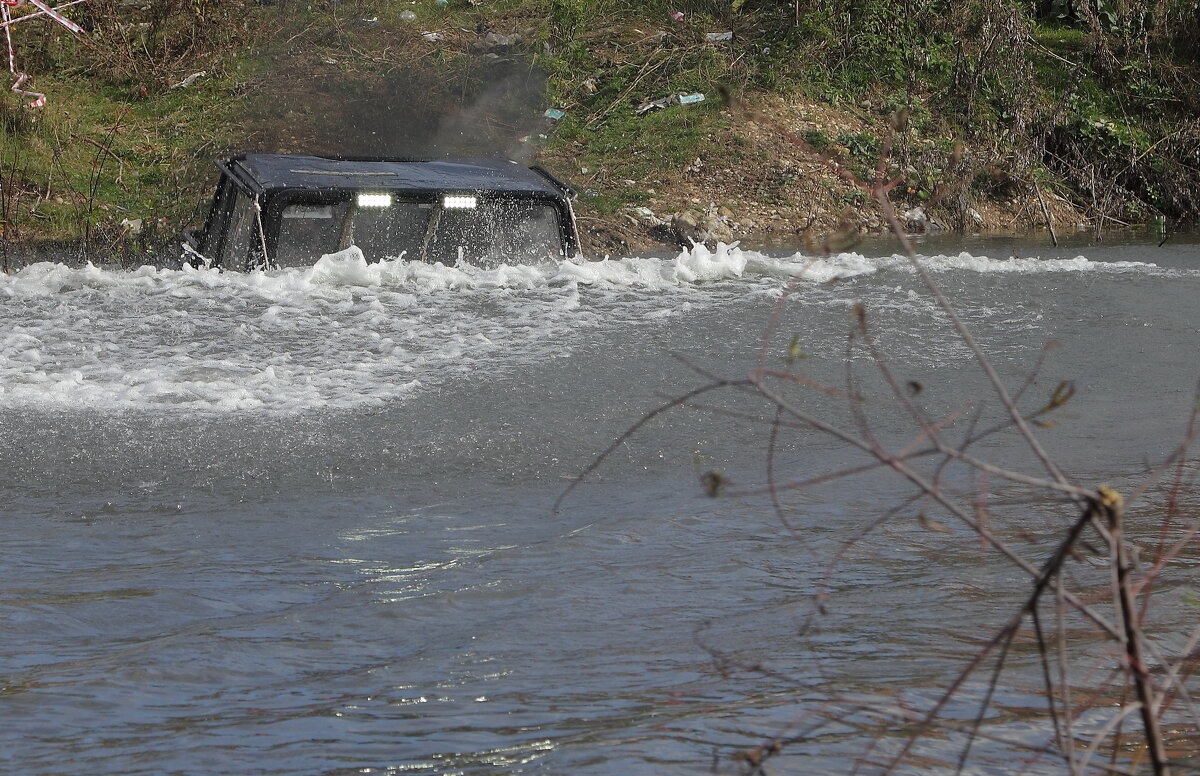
left=170, top=71, right=207, bottom=89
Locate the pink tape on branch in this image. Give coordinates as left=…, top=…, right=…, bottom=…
left=25, top=0, right=83, bottom=33
left=0, top=0, right=87, bottom=31
left=11, top=71, right=45, bottom=107
left=0, top=0, right=87, bottom=107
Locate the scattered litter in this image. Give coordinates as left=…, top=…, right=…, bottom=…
left=626, top=206, right=667, bottom=227
left=119, top=218, right=143, bottom=235
left=669, top=10, right=684, bottom=21
left=471, top=31, right=522, bottom=53
left=435, top=0, right=449, bottom=5
left=1, top=0, right=86, bottom=107
left=421, top=31, right=444, bottom=41
left=636, top=94, right=677, bottom=115
left=582, top=78, right=597, bottom=93
left=360, top=16, right=379, bottom=24
left=672, top=205, right=735, bottom=242
left=903, top=206, right=946, bottom=234
left=636, top=93, right=705, bottom=114
left=398, top=10, right=417, bottom=20
left=705, top=31, right=733, bottom=41
left=543, top=108, right=566, bottom=121
left=171, top=71, right=207, bottom=89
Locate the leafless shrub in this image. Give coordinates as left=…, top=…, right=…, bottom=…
left=74, top=0, right=262, bottom=89
left=0, top=141, right=33, bottom=272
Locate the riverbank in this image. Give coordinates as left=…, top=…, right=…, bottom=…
left=0, top=1, right=1194, bottom=262
left=546, top=93, right=1088, bottom=255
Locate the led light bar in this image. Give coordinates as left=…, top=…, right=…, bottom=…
left=443, top=195, right=477, bottom=210
left=357, top=193, right=393, bottom=208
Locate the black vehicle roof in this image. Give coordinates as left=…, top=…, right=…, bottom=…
left=226, top=154, right=567, bottom=197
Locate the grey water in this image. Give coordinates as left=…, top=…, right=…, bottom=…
left=1, top=237, right=1198, bottom=774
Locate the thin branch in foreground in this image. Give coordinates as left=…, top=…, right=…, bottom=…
left=552, top=378, right=751, bottom=513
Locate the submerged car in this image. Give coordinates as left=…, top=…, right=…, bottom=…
left=184, top=154, right=580, bottom=270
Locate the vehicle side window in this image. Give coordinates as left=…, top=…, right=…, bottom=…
left=195, top=177, right=234, bottom=258
left=220, top=192, right=258, bottom=271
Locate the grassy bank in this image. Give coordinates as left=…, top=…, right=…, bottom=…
left=0, top=0, right=1196, bottom=261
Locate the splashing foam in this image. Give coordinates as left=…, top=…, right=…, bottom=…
left=0, top=245, right=1162, bottom=413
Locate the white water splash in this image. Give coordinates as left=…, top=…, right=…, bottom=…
left=0, top=245, right=1166, bottom=413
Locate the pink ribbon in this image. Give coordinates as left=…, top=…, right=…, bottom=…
left=23, top=0, right=83, bottom=33
left=1, top=0, right=86, bottom=107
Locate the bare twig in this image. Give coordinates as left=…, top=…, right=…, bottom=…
left=558, top=96, right=1197, bottom=776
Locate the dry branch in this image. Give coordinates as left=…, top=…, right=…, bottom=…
left=559, top=101, right=1198, bottom=775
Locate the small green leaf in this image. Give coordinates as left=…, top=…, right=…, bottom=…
left=785, top=334, right=807, bottom=364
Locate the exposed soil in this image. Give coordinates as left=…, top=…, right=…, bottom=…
left=563, top=94, right=1087, bottom=256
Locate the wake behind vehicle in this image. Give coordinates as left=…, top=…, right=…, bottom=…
left=184, top=154, right=581, bottom=270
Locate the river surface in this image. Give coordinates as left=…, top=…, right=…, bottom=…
left=1, top=234, right=1198, bottom=774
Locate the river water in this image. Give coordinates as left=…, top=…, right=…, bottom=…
left=1, top=235, right=1198, bottom=774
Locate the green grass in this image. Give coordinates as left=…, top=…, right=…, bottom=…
left=1033, top=25, right=1088, bottom=54
left=0, top=0, right=1199, bottom=249
left=0, top=2, right=265, bottom=244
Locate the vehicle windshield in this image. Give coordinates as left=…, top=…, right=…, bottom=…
left=274, top=196, right=564, bottom=267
